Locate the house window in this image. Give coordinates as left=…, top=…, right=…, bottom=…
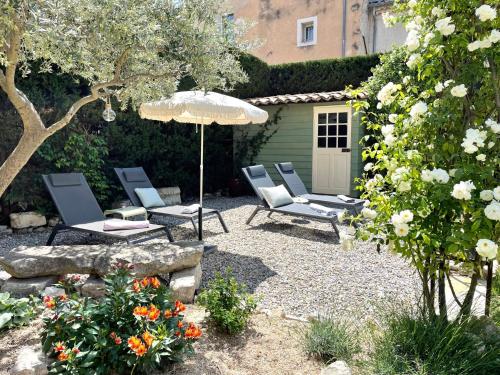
left=297, top=16, right=317, bottom=47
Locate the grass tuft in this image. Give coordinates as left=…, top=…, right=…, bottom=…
left=302, top=313, right=360, bottom=364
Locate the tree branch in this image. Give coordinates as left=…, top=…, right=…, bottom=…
left=445, top=270, right=463, bottom=308
left=114, top=48, right=131, bottom=80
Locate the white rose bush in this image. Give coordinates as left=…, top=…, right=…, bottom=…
left=351, top=0, right=499, bottom=320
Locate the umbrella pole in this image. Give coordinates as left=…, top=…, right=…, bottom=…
left=198, top=123, right=204, bottom=241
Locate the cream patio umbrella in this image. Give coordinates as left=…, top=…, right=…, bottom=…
left=139, top=90, right=268, bottom=244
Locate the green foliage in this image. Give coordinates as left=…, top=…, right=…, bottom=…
left=491, top=273, right=500, bottom=325
left=197, top=268, right=257, bottom=335
left=268, top=55, right=380, bottom=96
left=38, top=131, right=110, bottom=204
left=41, top=264, right=201, bottom=374
left=302, top=314, right=360, bottom=364
left=0, top=292, right=38, bottom=331
left=368, top=308, right=500, bottom=375
left=232, top=53, right=270, bottom=98
left=233, top=107, right=282, bottom=174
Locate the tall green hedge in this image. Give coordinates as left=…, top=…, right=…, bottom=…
left=268, top=54, right=380, bottom=96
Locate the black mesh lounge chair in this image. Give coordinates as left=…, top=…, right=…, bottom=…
left=241, top=165, right=341, bottom=238
left=274, top=162, right=365, bottom=214
left=43, top=173, right=173, bottom=245
left=114, top=167, right=229, bottom=237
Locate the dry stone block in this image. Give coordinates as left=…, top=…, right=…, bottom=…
left=169, top=263, right=202, bottom=303
left=43, top=286, right=66, bottom=298
left=0, top=241, right=204, bottom=279
left=0, top=270, right=11, bottom=287
left=80, top=276, right=106, bottom=298
left=321, top=361, right=351, bottom=375
left=10, top=212, right=47, bottom=229
left=1, top=276, right=58, bottom=297
left=12, top=346, right=48, bottom=375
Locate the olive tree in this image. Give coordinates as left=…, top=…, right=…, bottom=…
left=0, top=0, right=246, bottom=196
left=351, top=0, right=499, bottom=320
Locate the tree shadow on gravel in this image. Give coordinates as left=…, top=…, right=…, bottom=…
left=245, top=222, right=339, bottom=244
left=200, top=250, right=278, bottom=294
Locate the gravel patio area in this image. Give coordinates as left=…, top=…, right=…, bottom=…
left=0, top=196, right=420, bottom=321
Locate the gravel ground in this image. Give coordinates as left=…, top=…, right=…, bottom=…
left=0, top=196, right=420, bottom=321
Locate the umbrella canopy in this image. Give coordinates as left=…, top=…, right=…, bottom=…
left=139, top=90, right=268, bottom=242
left=139, top=90, right=268, bottom=125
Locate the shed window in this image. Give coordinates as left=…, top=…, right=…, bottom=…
left=316, top=110, right=349, bottom=149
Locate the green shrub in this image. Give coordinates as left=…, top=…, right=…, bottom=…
left=197, top=268, right=257, bottom=335
left=368, top=308, right=500, bottom=375
left=41, top=263, right=202, bottom=374
left=302, top=314, right=360, bottom=364
left=268, top=54, right=379, bottom=96
left=491, top=273, right=500, bottom=325
left=0, top=292, right=38, bottom=331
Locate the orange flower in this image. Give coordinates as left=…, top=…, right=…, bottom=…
left=133, top=306, right=148, bottom=317
left=164, top=309, right=172, bottom=318
left=184, top=322, right=202, bottom=339
left=132, top=280, right=141, bottom=293
left=142, top=331, right=154, bottom=347
left=175, top=300, right=186, bottom=312
left=43, top=296, right=55, bottom=309
left=54, top=342, right=65, bottom=352
left=59, top=294, right=68, bottom=302
left=150, top=277, right=161, bottom=289
left=72, top=348, right=80, bottom=354
left=134, top=343, right=147, bottom=357
left=140, top=277, right=150, bottom=288
left=175, top=330, right=181, bottom=337
left=147, top=305, right=160, bottom=321
left=110, top=332, right=117, bottom=339
left=57, top=352, right=69, bottom=361
left=114, top=337, right=122, bottom=345
left=177, top=320, right=183, bottom=329
left=127, top=336, right=142, bottom=351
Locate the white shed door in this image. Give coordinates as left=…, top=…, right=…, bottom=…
left=312, top=106, right=351, bottom=195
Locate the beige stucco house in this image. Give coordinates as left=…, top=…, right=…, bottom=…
left=227, top=0, right=406, bottom=64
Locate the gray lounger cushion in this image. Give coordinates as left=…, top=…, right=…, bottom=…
left=277, top=162, right=294, bottom=173
left=49, top=173, right=82, bottom=187
left=124, top=169, right=147, bottom=182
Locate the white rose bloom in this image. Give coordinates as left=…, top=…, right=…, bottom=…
left=444, top=79, right=454, bottom=87
left=488, top=141, right=495, bottom=148
left=475, top=5, right=497, bottom=22
left=435, top=17, right=455, bottom=36
left=450, top=84, right=467, bottom=97
left=421, top=169, right=433, bottom=182
left=394, top=223, right=410, bottom=237
left=435, top=82, right=444, bottom=93
left=461, top=128, right=487, bottom=153
left=377, top=82, right=400, bottom=106
left=462, top=140, right=478, bottom=154
left=400, top=210, right=414, bottom=223
left=494, top=186, right=500, bottom=201
left=476, top=154, right=486, bottom=161
left=406, top=53, right=422, bottom=69
left=391, top=213, right=404, bottom=225
left=337, top=209, right=348, bottom=223
left=406, top=30, right=420, bottom=51
left=490, top=29, right=500, bottom=43
left=468, top=40, right=482, bottom=52
left=410, top=101, right=428, bottom=119
left=384, top=134, right=396, bottom=147
left=361, top=207, right=378, bottom=220
left=408, top=0, right=417, bottom=8
left=398, top=181, right=411, bottom=192
left=403, top=75, right=411, bottom=85
left=475, top=239, right=498, bottom=260
left=451, top=180, right=476, bottom=200
left=364, top=162, right=374, bottom=172
left=485, top=201, right=500, bottom=221
left=486, top=118, right=500, bottom=133
left=480, top=190, right=494, bottom=201
left=431, top=7, right=445, bottom=18
left=430, top=168, right=450, bottom=183
left=424, top=32, right=435, bottom=46
left=388, top=114, right=398, bottom=123
left=449, top=169, right=457, bottom=177
left=381, top=124, right=395, bottom=137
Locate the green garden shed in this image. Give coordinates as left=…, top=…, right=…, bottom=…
left=236, top=91, right=365, bottom=197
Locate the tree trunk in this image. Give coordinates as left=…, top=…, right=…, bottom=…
left=459, top=260, right=480, bottom=318
left=0, top=128, right=49, bottom=196
left=438, top=261, right=448, bottom=321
